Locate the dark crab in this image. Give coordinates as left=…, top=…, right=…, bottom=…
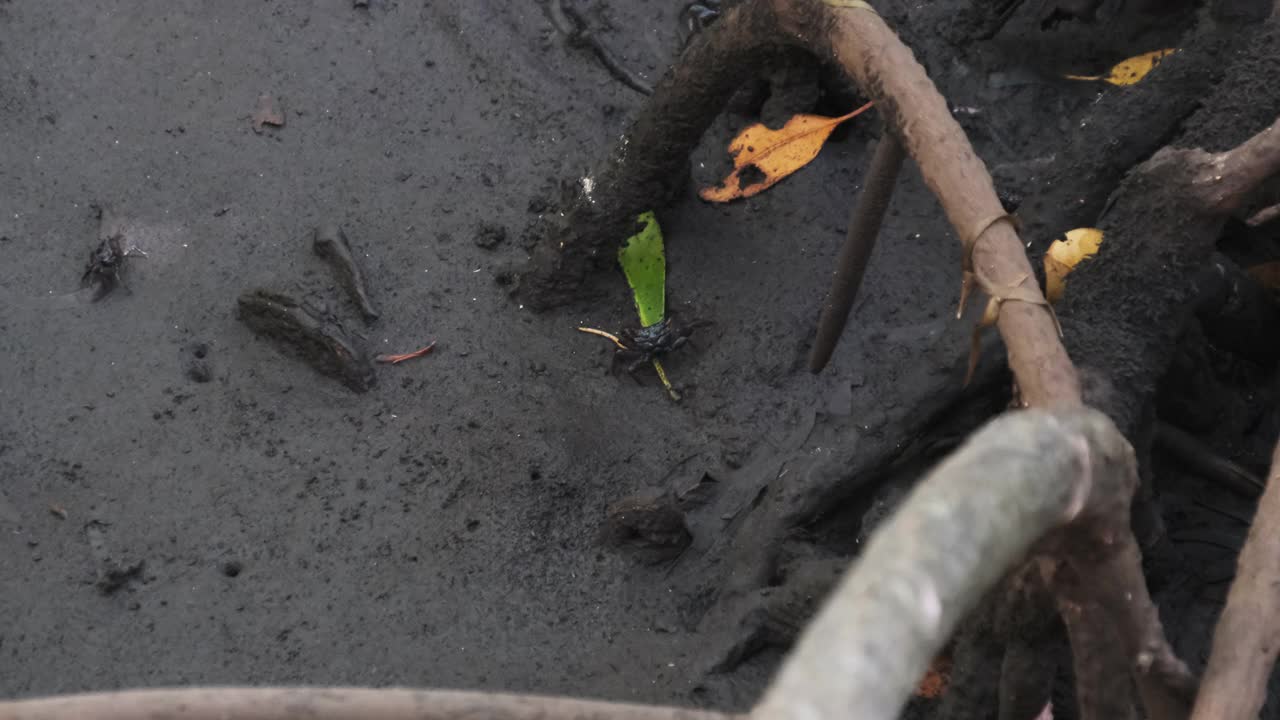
left=679, top=0, right=722, bottom=44
left=611, top=315, right=711, bottom=376
left=81, top=233, right=133, bottom=300
left=82, top=230, right=128, bottom=295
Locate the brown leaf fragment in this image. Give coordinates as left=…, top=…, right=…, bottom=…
left=252, top=94, right=285, bottom=133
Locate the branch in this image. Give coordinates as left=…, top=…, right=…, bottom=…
left=1047, top=513, right=1196, bottom=720
left=749, top=407, right=1135, bottom=720
left=1058, top=116, right=1280, bottom=434
left=0, top=688, right=737, bottom=720
left=1189, top=436, right=1280, bottom=720
left=1184, top=116, right=1280, bottom=214
left=821, top=5, right=1080, bottom=408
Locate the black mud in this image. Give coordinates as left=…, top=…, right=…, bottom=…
left=1, top=0, right=1277, bottom=716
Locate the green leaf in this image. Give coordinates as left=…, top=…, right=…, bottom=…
left=618, top=211, right=666, bottom=327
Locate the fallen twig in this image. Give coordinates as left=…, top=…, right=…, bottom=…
left=548, top=0, right=653, bottom=96
left=577, top=326, right=626, bottom=348
left=1189, top=436, right=1280, bottom=720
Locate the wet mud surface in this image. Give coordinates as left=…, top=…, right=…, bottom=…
left=1, top=0, right=1276, bottom=715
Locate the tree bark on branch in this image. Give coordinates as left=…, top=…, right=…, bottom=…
left=747, top=407, right=1143, bottom=720
left=822, top=5, right=1079, bottom=408
left=1189, top=437, right=1280, bottom=720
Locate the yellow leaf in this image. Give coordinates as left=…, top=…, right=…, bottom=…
left=700, top=101, right=874, bottom=203
left=1044, top=228, right=1103, bottom=303
left=1065, top=49, right=1177, bottom=86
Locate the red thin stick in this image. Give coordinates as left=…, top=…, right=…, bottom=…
left=376, top=341, right=437, bottom=364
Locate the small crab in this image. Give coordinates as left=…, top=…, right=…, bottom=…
left=577, top=314, right=712, bottom=401
left=680, top=0, right=722, bottom=45
left=611, top=315, right=711, bottom=376
left=81, top=232, right=144, bottom=300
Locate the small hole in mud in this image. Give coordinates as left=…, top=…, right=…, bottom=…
left=739, top=164, right=766, bottom=188
left=221, top=561, right=242, bottom=578
left=466, top=519, right=481, bottom=532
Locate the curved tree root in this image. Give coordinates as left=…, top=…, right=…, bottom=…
left=515, top=0, right=788, bottom=310
left=1189, top=438, right=1280, bottom=720
left=749, top=407, right=1144, bottom=720
left=0, top=688, right=736, bottom=720
left=823, top=4, right=1079, bottom=409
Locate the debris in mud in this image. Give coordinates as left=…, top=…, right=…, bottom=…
left=82, top=205, right=144, bottom=301
left=473, top=223, right=506, bottom=250
left=85, top=521, right=145, bottom=596
left=547, top=0, right=653, bottom=96
left=312, top=224, right=379, bottom=323
left=601, top=494, right=692, bottom=565
left=375, top=341, right=437, bottom=365
left=705, top=557, right=847, bottom=672
left=1039, top=0, right=1104, bottom=28
left=236, top=288, right=376, bottom=392
left=185, top=343, right=213, bottom=383
left=96, top=561, right=145, bottom=595
left=252, top=94, right=285, bottom=133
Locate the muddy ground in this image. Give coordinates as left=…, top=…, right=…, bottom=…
left=0, top=0, right=1274, bottom=716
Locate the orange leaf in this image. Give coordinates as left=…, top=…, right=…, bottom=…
left=699, top=101, right=874, bottom=203
left=915, top=654, right=952, bottom=699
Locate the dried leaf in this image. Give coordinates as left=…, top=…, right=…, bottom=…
left=915, top=654, right=951, bottom=699
left=374, top=341, right=436, bottom=365
left=1044, top=228, right=1103, bottom=303
left=1064, top=49, right=1176, bottom=86
left=618, top=212, right=666, bottom=328
left=252, top=94, right=285, bottom=133
left=1246, top=261, right=1280, bottom=290
left=700, top=101, right=874, bottom=203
